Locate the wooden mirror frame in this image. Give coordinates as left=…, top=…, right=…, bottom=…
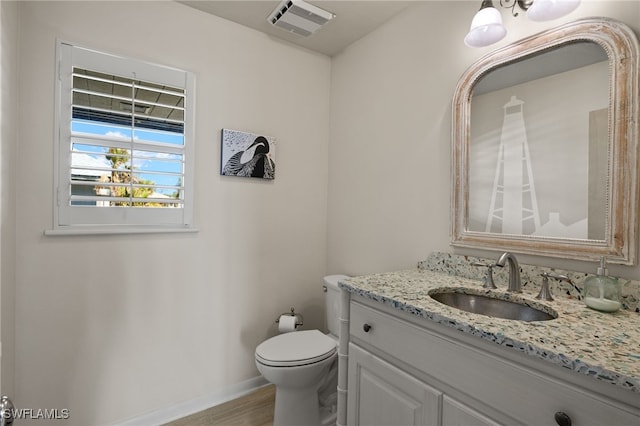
left=451, top=18, right=640, bottom=264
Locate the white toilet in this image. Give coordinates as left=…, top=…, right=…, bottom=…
left=255, top=274, right=348, bottom=426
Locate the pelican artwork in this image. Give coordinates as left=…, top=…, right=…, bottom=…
left=221, top=130, right=276, bottom=179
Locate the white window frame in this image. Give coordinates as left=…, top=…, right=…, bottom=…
left=48, top=40, right=196, bottom=235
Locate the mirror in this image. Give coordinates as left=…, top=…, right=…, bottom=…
left=470, top=42, right=609, bottom=240
left=451, top=18, right=640, bottom=264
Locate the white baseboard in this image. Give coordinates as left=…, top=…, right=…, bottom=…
left=115, top=375, right=269, bottom=426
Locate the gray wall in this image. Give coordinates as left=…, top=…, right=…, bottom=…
left=328, top=1, right=640, bottom=278
left=10, top=1, right=330, bottom=424
left=1, top=0, right=18, bottom=401
left=3, top=0, right=640, bottom=424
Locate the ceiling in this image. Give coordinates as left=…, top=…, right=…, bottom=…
left=474, top=41, right=608, bottom=95
left=178, top=1, right=416, bottom=56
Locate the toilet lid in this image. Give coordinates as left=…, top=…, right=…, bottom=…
left=255, top=330, right=337, bottom=367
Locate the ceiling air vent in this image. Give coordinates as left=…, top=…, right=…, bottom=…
left=268, top=0, right=335, bottom=37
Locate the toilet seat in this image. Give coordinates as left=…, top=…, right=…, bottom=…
left=255, top=330, right=337, bottom=367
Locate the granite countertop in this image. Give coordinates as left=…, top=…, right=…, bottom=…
left=340, top=268, right=640, bottom=394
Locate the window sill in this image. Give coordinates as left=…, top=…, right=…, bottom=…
left=44, top=226, right=199, bottom=236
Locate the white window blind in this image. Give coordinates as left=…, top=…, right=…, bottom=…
left=54, top=42, right=195, bottom=232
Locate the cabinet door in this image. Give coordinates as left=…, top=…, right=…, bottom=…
left=442, top=396, right=501, bottom=426
left=348, top=344, right=441, bottom=426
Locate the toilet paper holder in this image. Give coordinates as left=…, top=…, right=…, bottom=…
left=276, top=307, right=304, bottom=329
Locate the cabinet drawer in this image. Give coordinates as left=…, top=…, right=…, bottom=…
left=442, top=396, right=501, bottom=426
left=350, top=299, right=419, bottom=356
left=349, top=300, right=640, bottom=426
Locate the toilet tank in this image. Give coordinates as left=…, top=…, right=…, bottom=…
left=324, top=274, right=349, bottom=338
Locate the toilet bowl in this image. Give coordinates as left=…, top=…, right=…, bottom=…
left=255, top=275, right=348, bottom=426
left=256, top=330, right=337, bottom=426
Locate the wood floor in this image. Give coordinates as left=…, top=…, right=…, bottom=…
left=164, top=385, right=275, bottom=426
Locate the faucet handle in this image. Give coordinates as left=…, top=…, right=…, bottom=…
left=471, top=262, right=497, bottom=289
left=543, top=272, right=572, bottom=282
left=537, top=272, right=572, bottom=301
left=537, top=272, right=554, bottom=301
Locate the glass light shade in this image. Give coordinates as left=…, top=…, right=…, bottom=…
left=527, top=0, right=580, bottom=22
left=464, top=7, right=507, bottom=48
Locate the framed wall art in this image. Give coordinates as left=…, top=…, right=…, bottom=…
left=220, top=129, right=276, bottom=180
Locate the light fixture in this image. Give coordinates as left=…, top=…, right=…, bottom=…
left=464, top=0, right=507, bottom=48
left=527, top=0, right=581, bottom=21
left=464, top=0, right=581, bottom=48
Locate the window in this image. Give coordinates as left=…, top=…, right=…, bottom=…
left=52, top=41, right=195, bottom=233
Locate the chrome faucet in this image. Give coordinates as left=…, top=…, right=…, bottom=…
left=495, top=252, right=522, bottom=293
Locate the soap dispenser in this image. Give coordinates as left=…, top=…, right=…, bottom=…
left=584, top=257, right=621, bottom=312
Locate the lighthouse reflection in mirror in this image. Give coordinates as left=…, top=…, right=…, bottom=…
left=221, top=128, right=276, bottom=180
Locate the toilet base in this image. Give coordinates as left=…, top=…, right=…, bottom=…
left=319, top=401, right=337, bottom=426
left=274, top=386, right=321, bottom=426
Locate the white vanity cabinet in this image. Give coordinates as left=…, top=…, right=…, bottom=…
left=347, top=344, right=441, bottom=425
left=345, top=296, right=640, bottom=426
